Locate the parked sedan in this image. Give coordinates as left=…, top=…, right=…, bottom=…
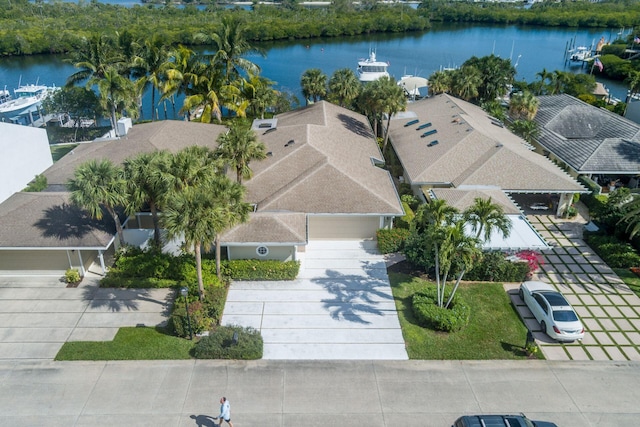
left=519, top=281, right=585, bottom=342
left=453, top=414, right=558, bottom=427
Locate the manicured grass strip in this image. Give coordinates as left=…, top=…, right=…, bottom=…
left=50, top=144, right=78, bottom=162
left=612, top=268, right=640, bottom=298
left=389, top=273, right=532, bottom=360
left=55, top=327, right=195, bottom=361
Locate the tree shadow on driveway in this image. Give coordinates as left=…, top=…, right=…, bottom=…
left=81, top=286, right=173, bottom=316
left=312, top=261, right=394, bottom=324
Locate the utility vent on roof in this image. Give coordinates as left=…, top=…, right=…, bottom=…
left=285, top=139, right=295, bottom=147
left=427, top=140, right=439, bottom=147
left=495, top=143, right=503, bottom=148
left=252, top=118, right=277, bottom=132
left=405, top=119, right=419, bottom=127
left=417, top=122, right=432, bottom=130
left=491, top=120, right=504, bottom=128
left=264, top=127, right=277, bottom=134
left=258, top=122, right=272, bottom=128
left=421, top=129, right=437, bottom=138
left=266, top=151, right=273, bottom=157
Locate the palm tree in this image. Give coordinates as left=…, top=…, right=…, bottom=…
left=624, top=70, right=640, bottom=116
left=209, top=15, right=261, bottom=85
left=182, top=69, right=225, bottom=123
left=451, top=65, right=482, bottom=101
left=67, top=159, right=128, bottom=246
left=301, top=68, right=327, bottom=105
left=160, top=45, right=203, bottom=119
left=242, top=72, right=278, bottom=119
left=620, top=196, right=640, bottom=239
left=328, top=68, right=361, bottom=108
left=123, top=150, right=172, bottom=246
left=378, top=76, right=407, bottom=149
left=509, top=90, right=539, bottom=121
left=214, top=121, right=267, bottom=184
left=90, top=66, right=137, bottom=136
left=463, top=197, right=512, bottom=243
left=65, top=34, right=122, bottom=87
left=167, top=145, right=221, bottom=192
left=509, top=119, right=540, bottom=143
left=427, top=70, right=451, bottom=96
left=440, top=220, right=481, bottom=309
left=132, top=36, right=171, bottom=120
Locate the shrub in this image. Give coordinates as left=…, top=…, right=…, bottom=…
left=194, top=325, right=263, bottom=360
left=220, top=259, right=299, bottom=280
left=465, top=252, right=530, bottom=282
left=100, top=277, right=177, bottom=288
left=170, top=285, right=228, bottom=338
left=64, top=268, right=81, bottom=284
left=377, top=228, right=411, bottom=254
left=583, top=232, right=640, bottom=268
left=394, top=201, right=415, bottom=229
left=24, top=174, right=47, bottom=192
left=411, top=286, right=470, bottom=332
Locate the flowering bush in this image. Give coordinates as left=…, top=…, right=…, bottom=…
left=515, top=250, right=544, bottom=278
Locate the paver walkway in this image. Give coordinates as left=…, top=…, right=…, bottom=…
left=511, top=214, right=640, bottom=361
left=222, top=240, right=408, bottom=360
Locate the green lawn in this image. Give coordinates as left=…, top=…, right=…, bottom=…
left=389, top=273, right=532, bottom=359
left=50, top=144, right=78, bottom=162
left=55, top=327, right=195, bottom=361
left=613, top=268, right=640, bottom=298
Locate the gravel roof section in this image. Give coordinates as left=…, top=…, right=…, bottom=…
left=534, top=94, right=640, bottom=174
left=0, top=192, right=115, bottom=248
left=429, top=188, right=521, bottom=214
left=388, top=94, right=584, bottom=192
left=221, top=212, right=306, bottom=244
left=247, top=101, right=403, bottom=215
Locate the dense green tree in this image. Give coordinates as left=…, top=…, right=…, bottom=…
left=509, top=119, right=540, bottom=143
left=90, top=66, right=138, bottom=135
left=463, top=54, right=515, bottom=103
left=509, top=90, right=539, bottom=121
left=65, top=34, right=122, bottom=87
left=67, top=159, right=127, bottom=246
left=427, top=70, right=451, bottom=96
left=41, top=86, right=102, bottom=134
left=451, top=65, right=482, bottom=101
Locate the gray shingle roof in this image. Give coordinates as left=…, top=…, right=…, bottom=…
left=221, top=212, right=306, bottom=244
left=534, top=94, right=640, bottom=174
left=430, top=188, right=521, bottom=214
left=0, top=192, right=115, bottom=248
left=388, top=94, right=584, bottom=192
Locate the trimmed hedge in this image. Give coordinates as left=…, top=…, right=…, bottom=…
left=412, top=286, right=471, bottom=332
left=221, top=259, right=299, bottom=280
left=394, top=201, right=415, bottom=229
left=193, top=325, right=263, bottom=360
left=465, top=252, right=531, bottom=282
left=377, top=228, right=411, bottom=254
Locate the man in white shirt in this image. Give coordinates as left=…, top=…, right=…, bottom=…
left=215, top=396, right=234, bottom=427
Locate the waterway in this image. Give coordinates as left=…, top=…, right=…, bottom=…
left=0, top=23, right=630, bottom=121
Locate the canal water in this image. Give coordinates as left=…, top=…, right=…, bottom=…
left=0, top=23, right=628, bottom=121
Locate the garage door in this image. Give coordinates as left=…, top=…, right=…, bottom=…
left=0, top=250, right=99, bottom=274
left=308, top=216, right=380, bottom=240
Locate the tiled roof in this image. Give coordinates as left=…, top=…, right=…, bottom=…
left=0, top=192, right=115, bottom=248
left=534, top=94, right=640, bottom=174
left=388, top=94, right=584, bottom=192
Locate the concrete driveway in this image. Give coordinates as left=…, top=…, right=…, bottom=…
left=0, top=273, right=172, bottom=361
left=222, top=240, right=408, bottom=360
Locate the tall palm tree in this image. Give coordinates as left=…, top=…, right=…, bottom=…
left=301, top=68, right=327, bottom=105
left=123, top=150, right=172, bottom=246
left=160, top=45, right=203, bottom=119
left=90, top=66, right=137, bottom=136
left=620, top=196, right=640, bottom=239
left=328, top=68, right=361, bottom=108
left=209, top=15, right=261, bottom=84
left=624, top=70, right=640, bottom=116
left=451, top=65, right=482, bottom=101
left=509, top=90, right=539, bottom=121
left=214, top=121, right=267, bottom=184
left=377, top=76, right=407, bottom=149
left=67, top=159, right=128, bottom=246
left=440, top=220, right=481, bottom=309
left=132, top=36, right=171, bottom=120
left=463, top=197, right=512, bottom=243
left=182, top=69, right=225, bottom=123
left=167, top=145, right=221, bottom=192
left=65, top=34, right=122, bottom=87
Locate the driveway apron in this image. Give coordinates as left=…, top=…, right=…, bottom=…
left=222, top=240, right=408, bottom=360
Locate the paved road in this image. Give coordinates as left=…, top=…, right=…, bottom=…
left=0, top=359, right=637, bottom=427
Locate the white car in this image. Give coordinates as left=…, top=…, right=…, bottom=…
left=519, top=281, right=585, bottom=342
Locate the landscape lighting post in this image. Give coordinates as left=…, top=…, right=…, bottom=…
left=180, top=287, right=193, bottom=340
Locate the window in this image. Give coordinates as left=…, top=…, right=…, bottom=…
left=256, top=246, right=269, bottom=256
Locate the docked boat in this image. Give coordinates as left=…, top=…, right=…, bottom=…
left=356, top=50, right=390, bottom=83
left=568, top=46, right=591, bottom=62
left=0, top=82, right=57, bottom=126
left=397, top=75, right=429, bottom=100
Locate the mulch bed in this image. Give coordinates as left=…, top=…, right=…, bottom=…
left=388, top=260, right=431, bottom=281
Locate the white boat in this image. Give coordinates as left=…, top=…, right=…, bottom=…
left=569, top=46, right=591, bottom=62
left=0, top=87, right=10, bottom=104
left=397, top=75, right=429, bottom=100
left=356, top=50, right=390, bottom=83
left=0, top=82, right=57, bottom=125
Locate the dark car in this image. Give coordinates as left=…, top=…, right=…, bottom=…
left=453, top=414, right=558, bottom=427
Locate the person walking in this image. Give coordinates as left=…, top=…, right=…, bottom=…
left=215, top=396, right=234, bottom=427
